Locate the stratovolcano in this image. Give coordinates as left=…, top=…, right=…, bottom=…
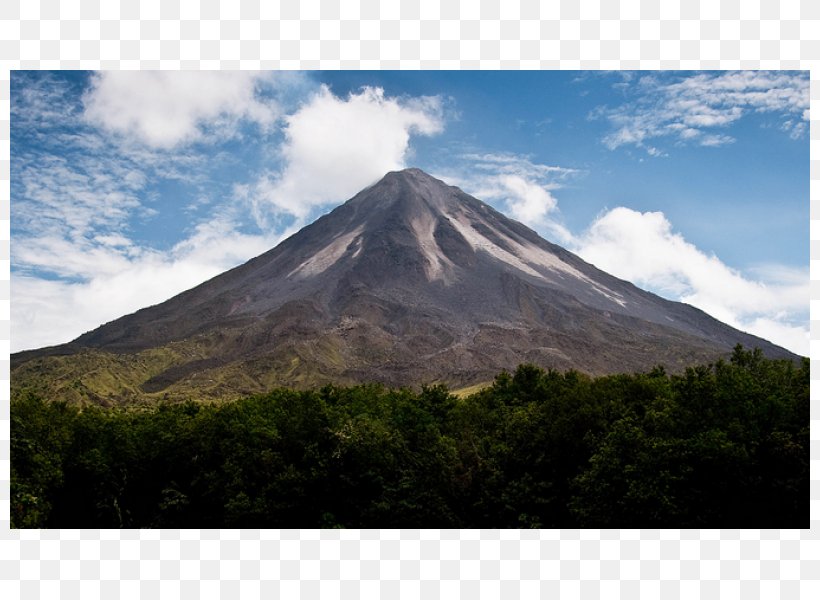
left=12, top=168, right=796, bottom=404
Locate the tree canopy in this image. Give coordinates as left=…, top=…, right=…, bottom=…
left=11, top=346, right=809, bottom=528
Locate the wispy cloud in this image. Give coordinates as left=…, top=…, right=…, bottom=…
left=11, top=72, right=283, bottom=350
left=592, top=71, right=809, bottom=153
left=440, top=153, right=578, bottom=244
left=15, top=153, right=145, bottom=240
left=11, top=71, right=81, bottom=129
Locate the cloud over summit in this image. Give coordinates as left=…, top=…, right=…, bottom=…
left=244, top=85, right=445, bottom=222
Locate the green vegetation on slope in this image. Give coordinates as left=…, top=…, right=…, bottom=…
left=11, top=346, right=808, bottom=528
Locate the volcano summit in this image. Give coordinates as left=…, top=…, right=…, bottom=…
left=12, top=168, right=796, bottom=404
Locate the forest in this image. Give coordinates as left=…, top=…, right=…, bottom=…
left=11, top=346, right=809, bottom=529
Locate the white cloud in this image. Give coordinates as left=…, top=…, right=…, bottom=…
left=246, top=85, right=444, bottom=222
left=781, top=119, right=807, bottom=140
left=11, top=218, right=288, bottom=352
left=12, top=72, right=806, bottom=360
left=11, top=71, right=80, bottom=128
left=487, top=174, right=574, bottom=245
left=441, top=156, right=807, bottom=355
left=501, top=174, right=558, bottom=223
left=11, top=145, right=164, bottom=298
left=738, top=318, right=809, bottom=359
left=12, top=76, right=446, bottom=352
left=82, top=71, right=281, bottom=148
left=572, top=207, right=808, bottom=355
left=595, top=71, right=809, bottom=153
left=699, top=133, right=735, bottom=147
left=462, top=152, right=577, bottom=179
left=442, top=153, right=577, bottom=245
left=13, top=81, right=293, bottom=352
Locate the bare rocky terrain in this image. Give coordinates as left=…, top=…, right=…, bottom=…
left=12, top=168, right=797, bottom=404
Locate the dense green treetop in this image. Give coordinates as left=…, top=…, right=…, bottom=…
left=11, top=347, right=809, bottom=528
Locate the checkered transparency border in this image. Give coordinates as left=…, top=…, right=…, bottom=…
left=1, top=0, right=819, bottom=598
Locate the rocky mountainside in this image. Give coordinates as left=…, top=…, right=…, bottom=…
left=12, top=168, right=797, bottom=404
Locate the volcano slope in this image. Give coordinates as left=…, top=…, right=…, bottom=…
left=12, top=168, right=797, bottom=404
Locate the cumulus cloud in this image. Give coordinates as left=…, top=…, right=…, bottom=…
left=500, top=174, right=559, bottom=223
left=443, top=153, right=807, bottom=355
left=82, top=71, right=282, bottom=148
left=486, top=174, right=574, bottom=244
left=245, top=85, right=444, bottom=222
left=593, top=71, right=809, bottom=153
left=571, top=207, right=808, bottom=355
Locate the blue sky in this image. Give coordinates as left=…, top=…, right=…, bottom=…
left=11, top=70, right=809, bottom=354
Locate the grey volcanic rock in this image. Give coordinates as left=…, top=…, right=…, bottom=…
left=13, top=168, right=798, bottom=400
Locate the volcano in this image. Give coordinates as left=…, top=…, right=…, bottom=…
left=12, top=168, right=797, bottom=403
